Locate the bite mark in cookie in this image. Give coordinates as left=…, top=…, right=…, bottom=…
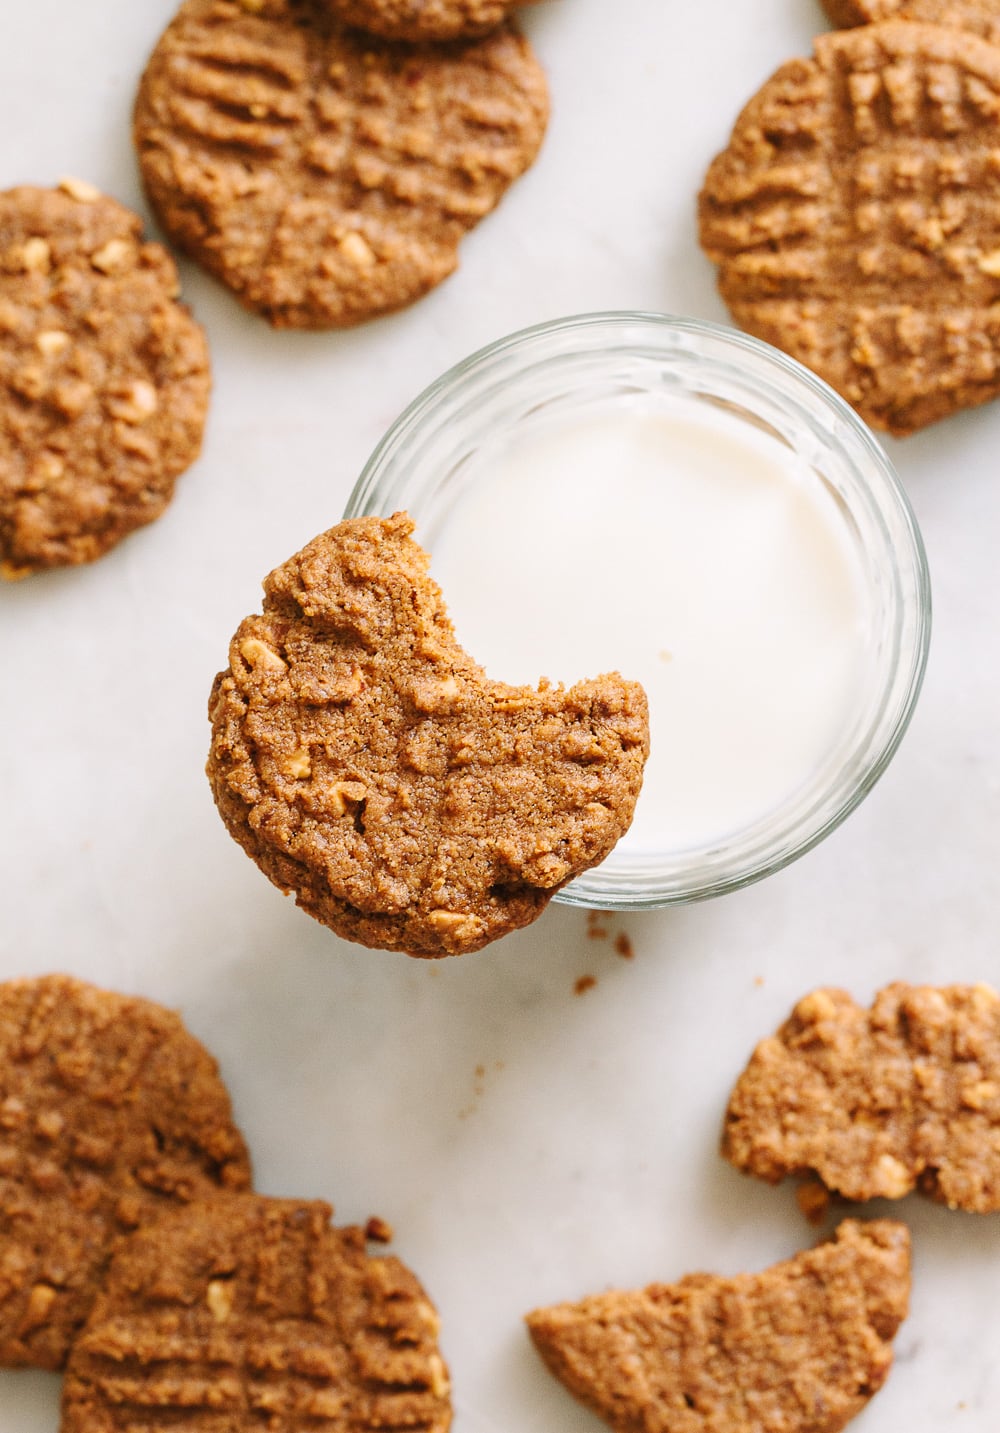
left=0, top=975, right=250, bottom=1370
left=0, top=182, right=209, bottom=576
left=133, top=0, right=548, bottom=328
left=526, top=1219, right=911, bottom=1433
left=699, top=21, right=1000, bottom=434
left=62, top=1193, right=451, bottom=1433
left=206, top=513, right=649, bottom=956
left=724, top=982, right=1000, bottom=1211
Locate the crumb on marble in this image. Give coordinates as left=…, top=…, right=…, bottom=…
left=365, top=1215, right=393, bottom=1243
left=796, top=1179, right=831, bottom=1226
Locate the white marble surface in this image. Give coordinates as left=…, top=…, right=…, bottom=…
left=1, top=0, right=999, bottom=1429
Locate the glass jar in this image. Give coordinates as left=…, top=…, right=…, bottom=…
left=345, top=312, right=931, bottom=909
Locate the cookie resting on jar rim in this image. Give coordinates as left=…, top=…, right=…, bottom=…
left=345, top=311, right=931, bottom=909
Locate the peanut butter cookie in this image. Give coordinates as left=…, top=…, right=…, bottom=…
left=526, top=1219, right=911, bottom=1433
left=724, top=982, right=1000, bottom=1211
left=699, top=21, right=1000, bottom=434
left=822, top=0, right=1000, bottom=43
left=326, top=0, right=523, bottom=41
left=206, top=513, right=649, bottom=956
left=0, top=975, right=250, bottom=1370
left=133, top=0, right=548, bottom=329
left=63, top=1194, right=451, bottom=1433
left=0, top=181, right=209, bottom=577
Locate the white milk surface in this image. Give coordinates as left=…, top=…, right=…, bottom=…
left=430, top=403, right=870, bottom=853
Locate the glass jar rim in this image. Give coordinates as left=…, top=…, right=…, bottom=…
left=345, top=310, right=932, bottom=908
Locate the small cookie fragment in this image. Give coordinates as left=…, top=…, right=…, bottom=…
left=133, top=0, right=548, bottom=328
left=698, top=21, right=1000, bottom=434
left=822, top=0, right=1000, bottom=43
left=326, top=0, right=523, bottom=41
left=0, top=182, right=209, bottom=576
left=724, top=982, right=1000, bottom=1211
left=206, top=513, right=649, bottom=956
left=62, top=1193, right=451, bottom=1433
left=0, top=975, right=250, bottom=1370
left=525, top=1219, right=910, bottom=1433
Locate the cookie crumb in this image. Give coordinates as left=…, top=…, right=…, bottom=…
left=796, top=1180, right=831, bottom=1226
left=613, top=932, right=633, bottom=960
left=574, top=975, right=597, bottom=996
left=586, top=910, right=610, bottom=941
left=365, top=1215, right=394, bottom=1243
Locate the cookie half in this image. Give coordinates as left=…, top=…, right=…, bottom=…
left=0, top=975, right=250, bottom=1370
left=526, top=1219, right=910, bottom=1433
left=206, top=513, right=649, bottom=956
left=133, top=0, right=548, bottom=328
left=822, top=0, right=1000, bottom=43
left=0, top=181, right=210, bottom=577
left=325, top=0, right=523, bottom=41
left=62, top=1193, right=451, bottom=1433
left=699, top=21, right=1000, bottom=434
left=724, top=982, right=1000, bottom=1210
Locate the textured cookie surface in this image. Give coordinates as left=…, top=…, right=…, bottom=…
left=699, top=21, right=1000, bottom=434
left=525, top=1219, right=910, bottom=1433
left=62, top=1194, right=451, bottom=1433
left=326, top=0, right=521, bottom=41
left=133, top=0, right=548, bottom=328
left=0, top=182, right=209, bottom=576
left=822, top=0, right=1000, bottom=42
left=0, top=975, right=250, bottom=1370
left=724, top=982, right=1000, bottom=1210
left=207, top=513, right=649, bottom=956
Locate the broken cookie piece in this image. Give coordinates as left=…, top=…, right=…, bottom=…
left=207, top=513, right=649, bottom=956
left=724, top=982, right=1000, bottom=1211
left=62, top=1193, right=451, bottom=1433
left=526, top=1219, right=910, bottom=1433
